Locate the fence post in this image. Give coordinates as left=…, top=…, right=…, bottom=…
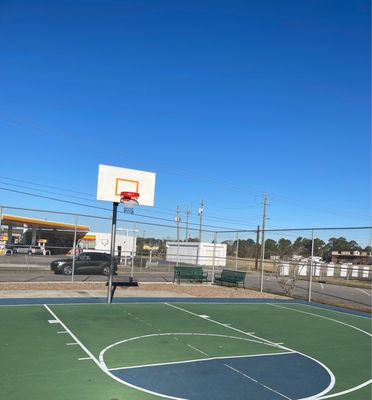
left=130, top=224, right=136, bottom=279
left=235, top=232, right=239, bottom=271
left=140, top=230, right=145, bottom=272
left=71, top=215, right=78, bottom=282
left=308, top=229, right=315, bottom=302
left=212, top=232, right=217, bottom=283
left=259, top=194, right=268, bottom=292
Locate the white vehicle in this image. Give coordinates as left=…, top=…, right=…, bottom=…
left=7, top=244, right=51, bottom=256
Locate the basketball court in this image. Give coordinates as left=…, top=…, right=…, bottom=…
left=1, top=298, right=371, bottom=400
left=1, top=165, right=370, bottom=399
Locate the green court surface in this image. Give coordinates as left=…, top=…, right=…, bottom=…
left=0, top=300, right=371, bottom=400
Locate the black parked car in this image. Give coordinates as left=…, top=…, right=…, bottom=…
left=50, top=252, right=117, bottom=275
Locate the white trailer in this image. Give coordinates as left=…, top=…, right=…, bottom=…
left=80, top=231, right=137, bottom=260
left=166, top=242, right=227, bottom=267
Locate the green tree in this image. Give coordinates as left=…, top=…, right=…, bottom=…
left=264, top=239, right=278, bottom=258
left=292, top=237, right=304, bottom=255
left=278, top=238, right=292, bottom=259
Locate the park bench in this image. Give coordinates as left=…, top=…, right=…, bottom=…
left=106, top=278, right=138, bottom=302
left=214, top=269, right=246, bottom=289
left=173, top=266, right=208, bottom=284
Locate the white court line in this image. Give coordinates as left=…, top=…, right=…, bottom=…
left=164, top=303, right=335, bottom=400
left=356, top=288, right=371, bottom=297
left=108, top=351, right=294, bottom=371
left=269, top=304, right=372, bottom=399
left=187, top=344, right=208, bottom=356
left=164, top=303, right=286, bottom=350
left=44, top=305, right=102, bottom=368
left=44, top=305, right=187, bottom=400
left=225, top=364, right=292, bottom=400
left=269, top=304, right=372, bottom=338
left=320, top=283, right=324, bottom=290
left=101, top=332, right=291, bottom=371
left=289, top=302, right=371, bottom=319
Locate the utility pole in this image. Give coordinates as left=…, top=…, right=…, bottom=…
left=259, top=194, right=268, bottom=292
left=185, top=208, right=190, bottom=242
left=175, top=206, right=181, bottom=242
left=198, top=200, right=204, bottom=242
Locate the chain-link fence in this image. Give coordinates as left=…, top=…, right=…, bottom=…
left=216, top=226, right=371, bottom=311
left=0, top=205, right=371, bottom=311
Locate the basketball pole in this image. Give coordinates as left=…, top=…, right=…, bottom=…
left=107, top=202, right=118, bottom=304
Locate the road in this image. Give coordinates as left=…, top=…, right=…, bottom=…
left=0, top=255, right=371, bottom=312
left=246, top=271, right=371, bottom=312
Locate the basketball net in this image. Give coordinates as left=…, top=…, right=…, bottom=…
left=120, top=192, right=139, bottom=214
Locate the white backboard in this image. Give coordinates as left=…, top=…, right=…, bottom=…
left=97, top=164, right=156, bottom=206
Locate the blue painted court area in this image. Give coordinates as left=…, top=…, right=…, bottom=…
left=111, top=352, right=332, bottom=400
left=0, top=299, right=371, bottom=399
left=0, top=297, right=370, bottom=318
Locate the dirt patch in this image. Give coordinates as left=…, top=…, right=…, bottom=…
left=0, top=281, right=286, bottom=299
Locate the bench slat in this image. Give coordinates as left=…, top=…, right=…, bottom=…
left=173, top=266, right=208, bottom=283
left=214, top=269, right=246, bottom=289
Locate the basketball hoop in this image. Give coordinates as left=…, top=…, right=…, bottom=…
left=120, top=191, right=139, bottom=214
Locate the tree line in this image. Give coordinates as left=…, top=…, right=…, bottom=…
left=224, top=236, right=371, bottom=261
left=138, top=236, right=370, bottom=261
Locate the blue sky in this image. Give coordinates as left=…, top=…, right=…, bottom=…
left=0, top=0, right=370, bottom=241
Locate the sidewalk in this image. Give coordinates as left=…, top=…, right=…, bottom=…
left=0, top=281, right=285, bottom=299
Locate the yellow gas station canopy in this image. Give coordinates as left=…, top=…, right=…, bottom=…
left=1, top=214, right=90, bottom=232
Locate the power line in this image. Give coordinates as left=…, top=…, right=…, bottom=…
left=0, top=186, right=255, bottom=231
left=0, top=175, right=263, bottom=227
left=0, top=180, right=95, bottom=203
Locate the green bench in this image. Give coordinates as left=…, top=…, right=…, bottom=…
left=214, top=269, right=246, bottom=289
left=173, top=266, right=208, bottom=284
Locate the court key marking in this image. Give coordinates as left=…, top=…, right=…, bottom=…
left=268, top=303, right=372, bottom=399
left=164, top=302, right=336, bottom=400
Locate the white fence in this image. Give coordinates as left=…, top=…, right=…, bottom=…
left=278, top=262, right=371, bottom=280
